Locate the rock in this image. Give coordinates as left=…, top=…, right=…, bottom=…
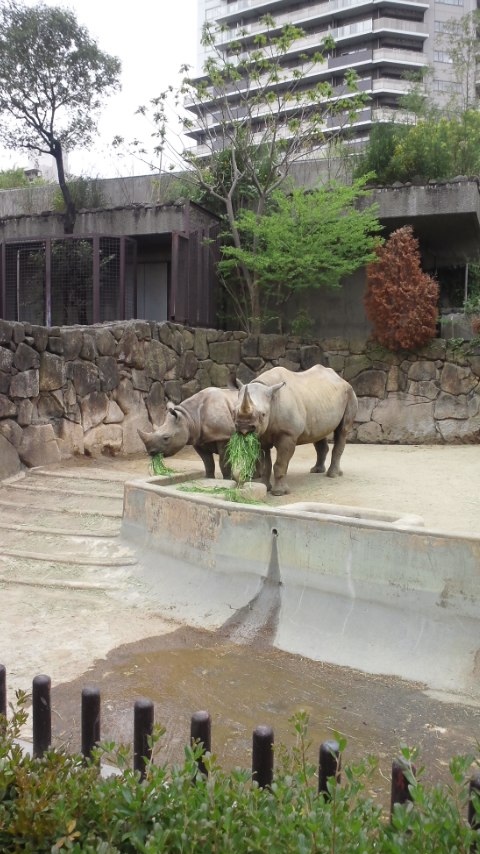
left=13, top=342, right=39, bottom=371
left=351, top=370, right=387, bottom=398
left=209, top=340, right=241, bottom=364
left=70, top=360, right=100, bottom=397
left=97, top=356, right=120, bottom=391
left=18, top=424, right=61, bottom=467
left=113, top=377, right=144, bottom=415
left=39, top=351, right=66, bottom=391
left=84, top=423, right=123, bottom=457
left=194, top=329, right=209, bottom=360
left=408, top=360, right=436, bottom=381
left=94, top=327, right=117, bottom=356
left=145, top=382, right=165, bottom=427
left=144, top=340, right=167, bottom=381
left=0, top=346, right=14, bottom=372
left=80, top=391, right=109, bottom=432
left=54, top=419, right=85, bottom=458
left=10, top=369, right=39, bottom=398
left=61, top=329, right=83, bottom=360
left=104, top=400, right=125, bottom=424
left=0, top=419, right=23, bottom=448
left=441, top=362, right=478, bottom=395
left=372, top=394, right=437, bottom=442
left=259, top=334, right=287, bottom=361
left=0, top=433, right=22, bottom=480
left=300, top=345, right=325, bottom=370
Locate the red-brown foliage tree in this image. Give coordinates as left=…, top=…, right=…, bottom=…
left=365, top=226, right=439, bottom=350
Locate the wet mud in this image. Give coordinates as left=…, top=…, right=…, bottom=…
left=51, top=619, right=480, bottom=806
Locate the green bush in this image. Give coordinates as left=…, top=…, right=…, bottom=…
left=0, top=699, right=479, bottom=852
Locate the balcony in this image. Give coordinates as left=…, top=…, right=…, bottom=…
left=215, top=0, right=428, bottom=26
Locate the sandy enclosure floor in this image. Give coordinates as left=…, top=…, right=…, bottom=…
left=175, top=442, right=480, bottom=536
left=1, top=442, right=479, bottom=792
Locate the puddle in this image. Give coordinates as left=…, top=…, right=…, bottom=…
left=50, top=622, right=480, bottom=807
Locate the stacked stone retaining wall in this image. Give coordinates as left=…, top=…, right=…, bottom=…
left=0, top=319, right=479, bottom=479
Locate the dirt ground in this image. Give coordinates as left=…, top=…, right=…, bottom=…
left=2, top=442, right=480, bottom=804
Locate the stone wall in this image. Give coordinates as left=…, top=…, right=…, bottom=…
left=0, top=319, right=479, bottom=479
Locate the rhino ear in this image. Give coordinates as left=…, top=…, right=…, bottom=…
left=234, top=377, right=244, bottom=390
left=166, top=401, right=175, bottom=412
left=266, top=381, right=285, bottom=398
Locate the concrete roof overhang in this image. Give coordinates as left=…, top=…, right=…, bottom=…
left=370, top=179, right=480, bottom=268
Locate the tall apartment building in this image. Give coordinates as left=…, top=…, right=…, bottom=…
left=194, top=0, right=479, bottom=148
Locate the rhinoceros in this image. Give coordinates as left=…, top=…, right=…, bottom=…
left=234, top=365, right=358, bottom=495
left=138, top=386, right=240, bottom=479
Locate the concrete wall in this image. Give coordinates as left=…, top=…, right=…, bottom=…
left=1, top=319, right=479, bottom=480
left=122, top=475, right=480, bottom=699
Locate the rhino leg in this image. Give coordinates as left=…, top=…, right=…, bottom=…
left=261, top=447, right=273, bottom=491
left=327, top=389, right=357, bottom=478
left=327, top=423, right=346, bottom=478
left=194, top=445, right=216, bottom=479
left=217, top=440, right=232, bottom=479
left=272, top=436, right=296, bottom=495
left=310, top=438, right=328, bottom=473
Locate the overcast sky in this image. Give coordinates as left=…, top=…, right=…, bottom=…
left=0, top=0, right=199, bottom=179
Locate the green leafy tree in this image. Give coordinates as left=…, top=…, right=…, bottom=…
left=0, top=167, right=45, bottom=189
left=220, top=177, right=382, bottom=331
left=0, top=0, right=120, bottom=233
left=437, top=10, right=480, bottom=113
left=128, top=17, right=368, bottom=332
left=365, top=226, right=439, bottom=351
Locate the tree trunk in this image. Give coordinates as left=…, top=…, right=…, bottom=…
left=52, top=140, right=76, bottom=235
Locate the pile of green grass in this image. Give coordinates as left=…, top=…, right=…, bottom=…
left=226, top=432, right=261, bottom=484
left=149, top=453, right=175, bottom=476
left=178, top=484, right=263, bottom=505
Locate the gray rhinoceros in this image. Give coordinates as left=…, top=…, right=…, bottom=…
left=234, top=365, right=358, bottom=495
left=138, top=385, right=239, bottom=479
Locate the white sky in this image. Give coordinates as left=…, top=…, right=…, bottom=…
left=0, top=0, right=199, bottom=179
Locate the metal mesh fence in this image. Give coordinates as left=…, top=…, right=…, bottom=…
left=1, top=236, right=136, bottom=325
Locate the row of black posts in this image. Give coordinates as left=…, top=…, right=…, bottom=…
left=1, top=666, right=479, bottom=824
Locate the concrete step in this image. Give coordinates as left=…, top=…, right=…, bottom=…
left=0, top=498, right=122, bottom=523
left=0, top=486, right=123, bottom=515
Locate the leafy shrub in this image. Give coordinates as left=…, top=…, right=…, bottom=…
left=0, top=698, right=479, bottom=853
left=365, top=226, right=439, bottom=351
left=52, top=176, right=105, bottom=212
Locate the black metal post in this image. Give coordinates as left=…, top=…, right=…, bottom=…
left=390, top=757, right=415, bottom=818
left=133, top=698, right=154, bottom=780
left=81, top=687, right=101, bottom=761
left=318, top=739, right=341, bottom=796
left=252, top=725, right=274, bottom=789
left=468, top=772, right=480, bottom=830
left=191, top=711, right=211, bottom=777
left=32, top=674, right=51, bottom=758
left=0, top=664, right=6, bottom=733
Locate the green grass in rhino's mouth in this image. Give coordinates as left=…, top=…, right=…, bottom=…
left=150, top=453, right=175, bottom=476
left=226, top=432, right=261, bottom=483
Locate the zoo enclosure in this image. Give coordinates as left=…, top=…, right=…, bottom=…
left=0, top=235, right=137, bottom=326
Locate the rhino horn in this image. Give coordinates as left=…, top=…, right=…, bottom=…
left=137, top=428, right=151, bottom=443
left=238, top=386, right=254, bottom=415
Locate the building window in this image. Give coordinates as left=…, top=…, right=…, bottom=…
left=433, top=78, right=462, bottom=91
left=434, top=50, right=453, bottom=62
left=435, top=0, right=463, bottom=6
left=434, top=20, right=449, bottom=31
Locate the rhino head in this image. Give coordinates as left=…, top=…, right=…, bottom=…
left=138, top=403, right=190, bottom=457
left=235, top=381, right=285, bottom=436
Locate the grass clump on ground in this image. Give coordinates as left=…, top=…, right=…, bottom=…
left=226, top=432, right=261, bottom=484
left=178, top=484, right=263, bottom=505
left=1, top=699, right=479, bottom=853
left=149, top=453, right=175, bottom=477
